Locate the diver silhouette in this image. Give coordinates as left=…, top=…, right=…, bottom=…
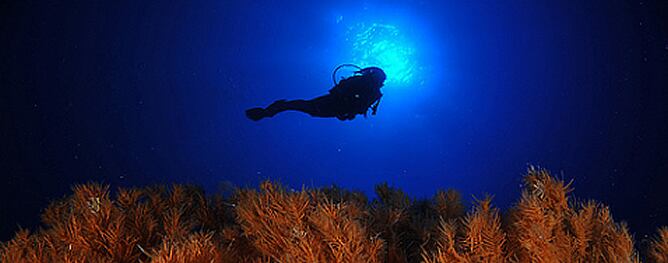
left=245, top=65, right=385, bottom=121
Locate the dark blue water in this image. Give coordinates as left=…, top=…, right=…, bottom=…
left=2, top=0, right=667, bottom=241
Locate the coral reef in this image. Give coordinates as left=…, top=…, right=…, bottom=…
left=1, top=167, right=667, bottom=262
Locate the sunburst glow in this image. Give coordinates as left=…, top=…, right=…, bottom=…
left=347, top=23, right=417, bottom=86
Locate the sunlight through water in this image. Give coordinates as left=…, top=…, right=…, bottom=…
left=346, top=23, right=418, bottom=86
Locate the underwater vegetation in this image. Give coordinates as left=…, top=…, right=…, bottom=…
left=2, top=167, right=667, bottom=262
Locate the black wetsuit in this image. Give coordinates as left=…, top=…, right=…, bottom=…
left=246, top=75, right=383, bottom=121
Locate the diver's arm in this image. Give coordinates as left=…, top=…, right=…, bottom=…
left=371, top=94, right=382, bottom=115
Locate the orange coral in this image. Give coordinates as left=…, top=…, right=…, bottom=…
left=504, top=167, right=639, bottom=262
left=235, top=181, right=384, bottom=262
left=1, top=167, right=666, bottom=262
left=422, top=197, right=505, bottom=263
left=649, top=227, right=668, bottom=263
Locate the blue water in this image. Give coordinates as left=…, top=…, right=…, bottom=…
left=2, top=0, right=667, bottom=240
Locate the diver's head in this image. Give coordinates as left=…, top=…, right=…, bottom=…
left=358, top=67, right=386, bottom=87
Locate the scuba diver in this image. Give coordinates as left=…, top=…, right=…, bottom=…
left=245, top=65, right=386, bottom=121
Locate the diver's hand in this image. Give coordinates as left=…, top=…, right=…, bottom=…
left=371, top=100, right=380, bottom=115
left=371, top=94, right=382, bottom=115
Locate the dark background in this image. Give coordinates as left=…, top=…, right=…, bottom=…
left=1, top=0, right=667, bottom=242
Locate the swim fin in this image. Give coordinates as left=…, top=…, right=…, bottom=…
left=245, top=107, right=266, bottom=121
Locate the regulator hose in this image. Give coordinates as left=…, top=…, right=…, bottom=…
left=332, top=64, right=362, bottom=85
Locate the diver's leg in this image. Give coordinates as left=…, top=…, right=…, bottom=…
left=246, top=95, right=343, bottom=120
left=264, top=99, right=307, bottom=116
left=245, top=107, right=267, bottom=121
left=284, top=96, right=343, bottom=118
left=266, top=96, right=342, bottom=118
left=265, top=99, right=337, bottom=118
left=245, top=99, right=288, bottom=121
left=245, top=99, right=307, bottom=120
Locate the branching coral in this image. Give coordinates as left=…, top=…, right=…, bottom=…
left=504, top=167, right=639, bottom=263
left=235, top=181, right=384, bottom=262
left=649, top=227, right=668, bottom=263
left=420, top=196, right=505, bottom=263
left=1, top=168, right=666, bottom=262
left=1, top=183, right=242, bottom=262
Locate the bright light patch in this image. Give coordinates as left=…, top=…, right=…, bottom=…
left=347, top=23, right=417, bottom=86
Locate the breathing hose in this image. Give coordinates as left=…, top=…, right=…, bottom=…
left=332, top=64, right=362, bottom=85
